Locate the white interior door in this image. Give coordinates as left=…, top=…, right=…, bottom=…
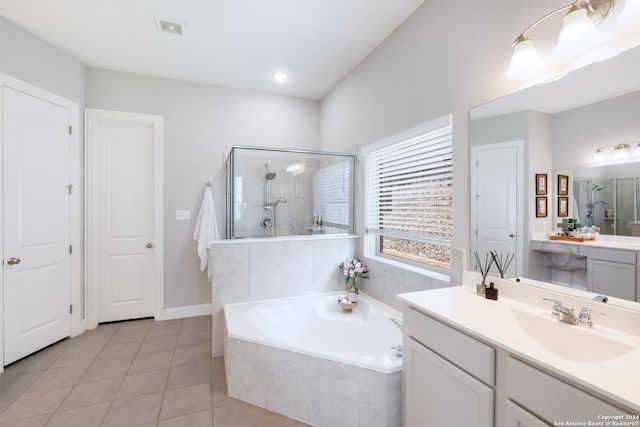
left=95, top=114, right=158, bottom=322
left=2, top=86, right=72, bottom=364
left=472, top=143, right=520, bottom=278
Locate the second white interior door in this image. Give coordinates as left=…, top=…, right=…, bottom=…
left=473, top=142, right=519, bottom=278
left=95, top=114, right=157, bottom=322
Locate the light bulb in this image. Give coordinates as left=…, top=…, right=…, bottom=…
left=594, top=149, right=605, bottom=163
left=555, top=7, right=598, bottom=54
left=273, top=72, right=288, bottom=82
left=619, top=0, right=640, bottom=23
left=506, top=38, right=540, bottom=77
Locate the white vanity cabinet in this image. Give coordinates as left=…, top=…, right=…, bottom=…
left=402, top=301, right=632, bottom=427
left=505, top=357, right=626, bottom=425
left=404, top=338, right=494, bottom=427
left=403, top=307, right=494, bottom=427
left=505, top=401, right=548, bottom=427
left=587, top=248, right=636, bottom=301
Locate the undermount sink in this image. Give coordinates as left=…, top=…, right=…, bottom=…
left=470, top=308, right=634, bottom=363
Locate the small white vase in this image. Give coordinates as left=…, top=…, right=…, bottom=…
left=348, top=292, right=359, bottom=303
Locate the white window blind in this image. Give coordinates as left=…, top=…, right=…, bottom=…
left=365, top=119, right=453, bottom=248
left=313, top=160, right=351, bottom=228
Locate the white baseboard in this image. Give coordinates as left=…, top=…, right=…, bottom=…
left=163, top=303, right=212, bottom=320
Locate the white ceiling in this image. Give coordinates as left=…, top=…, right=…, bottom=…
left=0, top=0, right=425, bottom=99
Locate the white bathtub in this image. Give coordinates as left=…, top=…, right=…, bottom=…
left=224, top=291, right=403, bottom=427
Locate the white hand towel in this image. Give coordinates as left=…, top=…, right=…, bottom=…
left=193, top=187, right=220, bottom=277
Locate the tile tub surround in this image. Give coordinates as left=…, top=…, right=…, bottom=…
left=223, top=292, right=402, bottom=427
left=209, top=234, right=358, bottom=355
left=224, top=338, right=401, bottom=427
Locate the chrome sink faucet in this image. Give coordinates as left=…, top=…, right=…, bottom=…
left=577, top=307, right=606, bottom=328
left=543, top=298, right=606, bottom=327
left=542, top=298, right=577, bottom=325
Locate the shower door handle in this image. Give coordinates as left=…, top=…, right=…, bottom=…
left=146, top=243, right=153, bottom=249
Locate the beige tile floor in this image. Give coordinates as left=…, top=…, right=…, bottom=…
left=0, top=316, right=309, bottom=427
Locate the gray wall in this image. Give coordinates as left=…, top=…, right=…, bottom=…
left=553, top=90, right=640, bottom=170
left=85, top=68, right=321, bottom=309
left=319, top=0, right=565, bottom=299
left=0, top=16, right=85, bottom=105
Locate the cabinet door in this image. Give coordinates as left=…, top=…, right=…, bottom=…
left=505, top=400, right=550, bottom=427
left=404, top=337, right=493, bottom=427
left=587, top=258, right=636, bottom=301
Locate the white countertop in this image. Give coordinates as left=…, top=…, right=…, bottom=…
left=398, top=285, right=640, bottom=413
left=531, top=233, right=640, bottom=251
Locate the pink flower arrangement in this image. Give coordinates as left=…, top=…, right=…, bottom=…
left=338, top=258, right=369, bottom=294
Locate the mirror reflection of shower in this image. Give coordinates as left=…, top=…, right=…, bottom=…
left=587, top=181, right=608, bottom=226
left=261, top=163, right=287, bottom=236
left=575, top=177, right=640, bottom=235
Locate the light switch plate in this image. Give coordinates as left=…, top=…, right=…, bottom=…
left=175, top=210, right=191, bottom=221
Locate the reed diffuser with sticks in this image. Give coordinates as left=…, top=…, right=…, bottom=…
left=473, top=251, right=494, bottom=296
left=490, top=251, right=515, bottom=279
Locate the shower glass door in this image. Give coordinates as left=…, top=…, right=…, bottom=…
left=226, top=146, right=355, bottom=239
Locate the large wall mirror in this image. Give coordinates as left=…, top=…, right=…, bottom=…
left=469, top=45, right=640, bottom=308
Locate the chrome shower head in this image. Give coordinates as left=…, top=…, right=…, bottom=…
left=264, top=163, right=276, bottom=180
left=590, top=182, right=604, bottom=191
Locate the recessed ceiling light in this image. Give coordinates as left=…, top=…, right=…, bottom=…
left=155, top=17, right=184, bottom=36
left=273, top=72, right=288, bottom=82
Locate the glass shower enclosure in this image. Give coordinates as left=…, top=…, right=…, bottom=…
left=226, top=146, right=355, bottom=239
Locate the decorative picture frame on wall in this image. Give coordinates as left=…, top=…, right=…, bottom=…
left=536, top=173, right=547, bottom=195
left=558, top=175, right=569, bottom=195
left=536, top=196, right=547, bottom=218
left=558, top=196, right=569, bottom=217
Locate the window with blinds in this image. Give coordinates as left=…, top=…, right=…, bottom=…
left=313, top=160, right=351, bottom=232
left=365, top=116, right=453, bottom=270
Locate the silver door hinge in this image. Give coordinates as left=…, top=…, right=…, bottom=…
left=69, top=304, right=73, bottom=314
left=66, top=184, right=73, bottom=195
left=69, top=245, right=73, bottom=255
left=476, top=160, right=478, bottom=166
left=68, top=126, right=72, bottom=135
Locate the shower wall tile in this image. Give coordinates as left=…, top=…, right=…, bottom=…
left=210, top=243, right=248, bottom=280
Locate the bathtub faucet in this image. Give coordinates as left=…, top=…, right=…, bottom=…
left=389, top=318, right=403, bottom=357
left=389, top=318, right=403, bottom=331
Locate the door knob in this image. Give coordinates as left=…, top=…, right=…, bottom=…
left=6, top=257, right=20, bottom=265
left=509, top=234, right=515, bottom=238
left=146, top=243, right=153, bottom=249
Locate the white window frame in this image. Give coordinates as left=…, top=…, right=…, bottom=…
left=362, top=114, right=453, bottom=282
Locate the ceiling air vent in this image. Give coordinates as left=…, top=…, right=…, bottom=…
left=155, top=18, right=184, bottom=36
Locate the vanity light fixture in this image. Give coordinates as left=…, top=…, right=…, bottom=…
left=593, top=143, right=636, bottom=163
left=506, top=0, right=615, bottom=77
left=612, top=143, right=630, bottom=159
left=593, top=148, right=605, bottom=162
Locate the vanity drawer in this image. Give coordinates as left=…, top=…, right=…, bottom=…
left=506, top=357, right=627, bottom=424
left=405, top=307, right=495, bottom=386
left=589, top=248, right=636, bottom=264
